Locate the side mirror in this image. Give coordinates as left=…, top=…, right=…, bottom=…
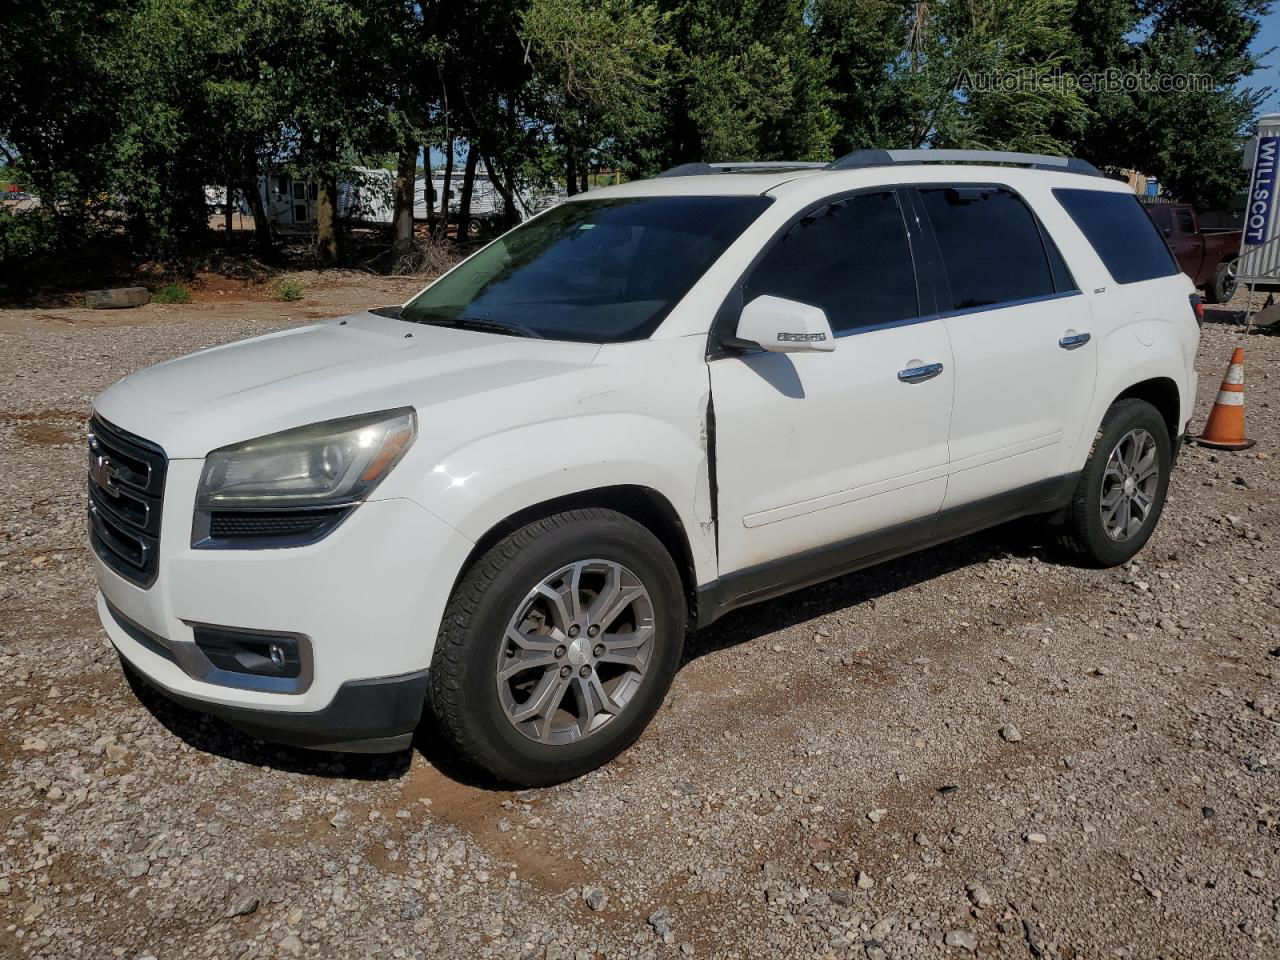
left=731, top=295, right=835, bottom=354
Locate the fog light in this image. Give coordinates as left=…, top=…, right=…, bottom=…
left=192, top=626, right=303, bottom=679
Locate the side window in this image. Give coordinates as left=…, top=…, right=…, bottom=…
left=742, top=191, right=919, bottom=334
left=1054, top=189, right=1179, bottom=284
left=1175, top=207, right=1195, bottom=234
left=917, top=186, right=1057, bottom=311
left=1041, top=226, right=1077, bottom=294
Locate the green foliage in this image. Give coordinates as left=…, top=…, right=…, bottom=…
left=152, top=282, right=192, bottom=303
left=0, top=0, right=1272, bottom=284
left=275, top=279, right=304, bottom=301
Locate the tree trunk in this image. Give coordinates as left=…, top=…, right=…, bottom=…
left=316, top=173, right=339, bottom=264
left=579, top=165, right=588, bottom=194
left=392, top=142, right=417, bottom=258
left=437, top=137, right=455, bottom=241
left=478, top=147, right=518, bottom=227
left=424, top=167, right=435, bottom=232
left=456, top=145, right=478, bottom=243
left=566, top=145, right=578, bottom=197
left=241, top=177, right=272, bottom=256
left=224, top=182, right=234, bottom=248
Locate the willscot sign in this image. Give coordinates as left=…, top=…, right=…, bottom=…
left=1236, top=114, right=1280, bottom=284
left=1244, top=136, right=1278, bottom=246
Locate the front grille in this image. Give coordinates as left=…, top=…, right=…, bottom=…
left=88, top=415, right=167, bottom=588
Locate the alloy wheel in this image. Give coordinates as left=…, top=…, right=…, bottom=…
left=1100, top=428, right=1159, bottom=541
left=496, top=559, right=655, bottom=744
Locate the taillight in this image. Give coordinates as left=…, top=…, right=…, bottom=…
left=1189, top=294, right=1204, bottom=326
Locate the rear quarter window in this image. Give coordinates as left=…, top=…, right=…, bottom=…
left=1054, top=188, right=1179, bottom=285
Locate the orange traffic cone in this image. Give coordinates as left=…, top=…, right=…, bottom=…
left=1193, top=347, right=1256, bottom=450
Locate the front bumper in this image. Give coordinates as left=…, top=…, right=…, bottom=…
left=117, top=630, right=430, bottom=753
left=94, top=464, right=474, bottom=751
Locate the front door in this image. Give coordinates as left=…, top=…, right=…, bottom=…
left=710, top=189, right=954, bottom=576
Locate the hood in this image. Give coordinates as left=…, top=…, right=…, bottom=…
left=93, top=311, right=601, bottom=458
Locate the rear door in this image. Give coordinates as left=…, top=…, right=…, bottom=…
left=709, top=189, right=954, bottom=574
left=910, top=184, right=1097, bottom=513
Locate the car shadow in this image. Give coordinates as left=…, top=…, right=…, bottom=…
left=119, top=518, right=1051, bottom=786
left=121, top=663, right=411, bottom=781
left=683, top=517, right=1049, bottom=664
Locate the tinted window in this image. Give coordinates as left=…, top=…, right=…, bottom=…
left=742, top=191, right=918, bottom=334
left=1054, top=189, right=1179, bottom=284
left=402, top=195, right=771, bottom=343
left=1176, top=207, right=1195, bottom=234
left=1042, top=227, right=1076, bottom=293
left=918, top=187, right=1056, bottom=310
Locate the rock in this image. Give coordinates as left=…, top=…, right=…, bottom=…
left=648, top=907, right=672, bottom=937
left=966, top=882, right=993, bottom=908
left=497, top=818, right=513, bottom=833
left=856, top=871, right=875, bottom=890
left=830, top=889, right=854, bottom=907
left=124, top=857, right=150, bottom=878
left=999, top=724, right=1023, bottom=743
left=105, top=743, right=129, bottom=762
left=444, top=840, right=467, bottom=864
left=944, top=929, right=977, bottom=951
left=85, top=287, right=151, bottom=309
left=1025, top=833, right=1049, bottom=845
left=870, top=917, right=895, bottom=938
left=867, top=808, right=888, bottom=824
left=583, top=885, right=608, bottom=911
left=278, top=934, right=304, bottom=956
left=225, top=894, right=259, bottom=918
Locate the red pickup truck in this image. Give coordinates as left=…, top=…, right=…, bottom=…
left=1145, top=203, right=1241, bottom=303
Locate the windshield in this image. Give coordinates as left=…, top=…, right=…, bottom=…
left=401, top=195, right=772, bottom=342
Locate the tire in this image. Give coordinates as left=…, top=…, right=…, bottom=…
left=1204, top=260, right=1237, bottom=304
left=427, top=508, right=686, bottom=786
left=1056, top=398, right=1172, bottom=567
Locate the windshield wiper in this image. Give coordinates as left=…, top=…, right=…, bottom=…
left=413, top=314, right=543, bottom=339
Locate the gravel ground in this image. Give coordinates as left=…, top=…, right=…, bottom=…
left=0, top=283, right=1277, bottom=960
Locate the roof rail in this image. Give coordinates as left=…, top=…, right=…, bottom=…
left=655, top=161, right=828, bottom=178
left=826, top=149, right=1102, bottom=177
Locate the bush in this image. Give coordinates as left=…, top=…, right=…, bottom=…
left=275, top=279, right=304, bottom=302
left=152, top=282, right=192, bottom=304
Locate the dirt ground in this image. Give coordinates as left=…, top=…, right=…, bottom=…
left=0, top=279, right=1276, bottom=960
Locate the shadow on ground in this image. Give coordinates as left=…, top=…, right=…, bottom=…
left=120, top=519, right=1050, bottom=787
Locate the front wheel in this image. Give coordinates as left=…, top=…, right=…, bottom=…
left=427, top=508, right=686, bottom=786
left=1056, top=398, right=1172, bottom=567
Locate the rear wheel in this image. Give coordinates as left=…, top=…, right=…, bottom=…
left=1056, top=398, right=1171, bottom=567
left=427, top=508, right=685, bottom=786
left=1204, top=260, right=1237, bottom=304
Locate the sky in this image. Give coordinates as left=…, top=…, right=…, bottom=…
left=1245, top=11, right=1280, bottom=115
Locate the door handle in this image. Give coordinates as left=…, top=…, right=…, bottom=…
left=897, top=362, right=944, bottom=384
left=1058, top=331, right=1091, bottom=349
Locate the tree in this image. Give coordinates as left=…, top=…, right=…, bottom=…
left=653, top=0, right=837, bottom=165
left=1059, top=0, right=1271, bottom=209
left=522, top=0, right=668, bottom=189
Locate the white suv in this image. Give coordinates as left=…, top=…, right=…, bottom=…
left=90, top=150, right=1200, bottom=785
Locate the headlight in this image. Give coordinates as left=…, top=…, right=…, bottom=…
left=196, top=408, right=417, bottom=509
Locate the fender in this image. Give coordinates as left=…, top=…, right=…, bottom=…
left=402, top=411, right=718, bottom=586
left=1069, top=317, right=1189, bottom=473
